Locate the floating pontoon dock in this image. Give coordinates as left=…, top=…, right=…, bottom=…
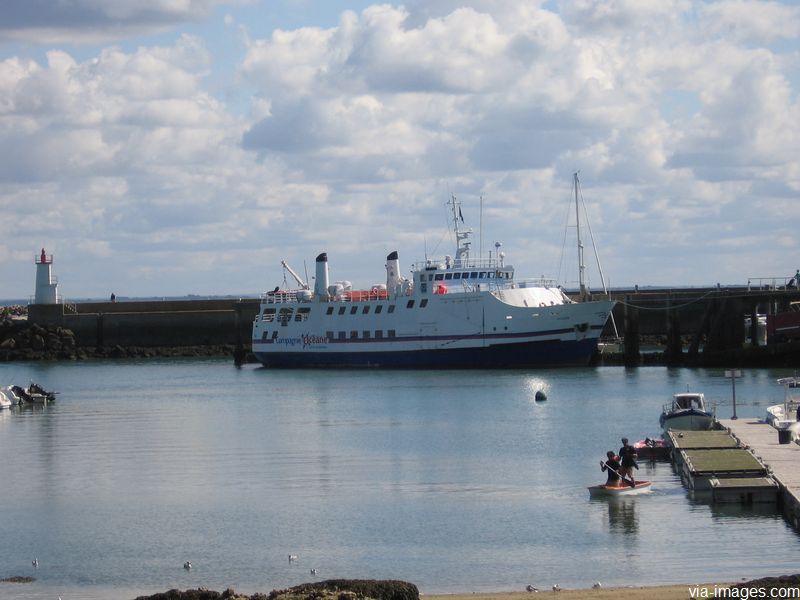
left=720, top=418, right=800, bottom=529
left=666, top=429, right=778, bottom=502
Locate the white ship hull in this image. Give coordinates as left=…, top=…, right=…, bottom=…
left=252, top=195, right=614, bottom=369
left=252, top=286, right=613, bottom=368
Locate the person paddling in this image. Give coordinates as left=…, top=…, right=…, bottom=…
left=618, top=437, right=638, bottom=485
left=600, top=451, right=622, bottom=487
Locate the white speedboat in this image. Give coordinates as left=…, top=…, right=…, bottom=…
left=0, top=389, right=13, bottom=409
left=660, top=392, right=714, bottom=431
left=251, top=196, right=615, bottom=368
left=766, top=377, right=800, bottom=442
left=0, top=383, right=55, bottom=405
left=0, top=386, right=23, bottom=407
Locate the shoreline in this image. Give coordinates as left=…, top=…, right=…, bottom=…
left=426, top=584, right=724, bottom=600
left=0, top=582, right=727, bottom=600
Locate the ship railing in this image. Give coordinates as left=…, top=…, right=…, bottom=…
left=261, top=289, right=395, bottom=304
left=514, top=277, right=560, bottom=289
left=261, top=291, right=299, bottom=304
left=413, top=257, right=505, bottom=270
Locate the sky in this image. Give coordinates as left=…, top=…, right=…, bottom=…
left=0, top=0, right=798, bottom=300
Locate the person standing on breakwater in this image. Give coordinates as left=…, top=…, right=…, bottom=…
left=618, top=438, right=638, bottom=485
left=600, top=451, right=622, bottom=487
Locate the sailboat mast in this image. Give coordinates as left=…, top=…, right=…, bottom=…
left=575, top=172, right=587, bottom=298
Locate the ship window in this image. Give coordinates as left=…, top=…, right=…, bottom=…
left=326, top=331, right=333, bottom=339
left=471, top=272, right=478, bottom=278
left=434, top=273, right=444, bottom=281
left=350, top=330, right=358, bottom=339
left=338, top=331, right=346, bottom=340
left=421, top=283, right=427, bottom=293
left=279, top=308, right=293, bottom=325
left=420, top=299, right=428, bottom=308
left=388, top=305, right=395, bottom=313
left=388, top=329, right=396, bottom=338
left=261, top=331, right=268, bottom=341
left=445, top=273, right=453, bottom=280
left=375, top=305, right=383, bottom=314
left=362, top=306, right=370, bottom=314
left=375, top=330, right=383, bottom=339
left=271, top=331, right=278, bottom=339
left=296, top=307, right=311, bottom=321
left=326, top=307, right=334, bottom=315
left=428, top=274, right=434, bottom=281
left=406, top=300, right=414, bottom=309
left=350, top=306, right=358, bottom=315
left=453, top=272, right=461, bottom=279
left=362, top=330, right=370, bottom=339
left=338, top=306, right=346, bottom=315
left=487, top=272, right=494, bottom=278
left=262, top=308, right=276, bottom=322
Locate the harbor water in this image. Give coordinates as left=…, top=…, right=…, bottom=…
left=1, top=360, right=799, bottom=599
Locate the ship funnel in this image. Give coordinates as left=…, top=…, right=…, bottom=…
left=314, top=252, right=329, bottom=301
left=386, top=251, right=401, bottom=292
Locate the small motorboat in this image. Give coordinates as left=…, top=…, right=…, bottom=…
left=633, top=437, right=670, bottom=460
left=24, top=382, right=56, bottom=403
left=660, top=392, right=714, bottom=431
left=0, top=383, right=56, bottom=405
left=766, top=377, right=800, bottom=443
left=0, top=386, right=24, bottom=406
left=588, top=481, right=652, bottom=497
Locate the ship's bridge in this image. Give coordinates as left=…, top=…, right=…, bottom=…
left=411, top=257, right=512, bottom=295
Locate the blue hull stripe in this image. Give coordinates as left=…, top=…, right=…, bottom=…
left=253, top=338, right=599, bottom=368
left=252, top=324, right=603, bottom=348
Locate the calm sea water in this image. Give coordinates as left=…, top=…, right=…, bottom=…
left=1, top=359, right=799, bottom=600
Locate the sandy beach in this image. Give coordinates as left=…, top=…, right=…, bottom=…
left=427, top=584, right=724, bottom=600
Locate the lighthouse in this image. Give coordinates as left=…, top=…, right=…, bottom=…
left=34, top=248, right=59, bottom=304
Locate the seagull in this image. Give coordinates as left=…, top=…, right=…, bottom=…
left=310, top=568, right=318, bottom=575
left=552, top=584, right=561, bottom=592
left=32, top=558, right=38, bottom=567
left=184, top=561, right=192, bottom=570
left=288, top=554, right=298, bottom=562
left=525, top=585, right=538, bottom=592
left=593, top=582, right=602, bottom=589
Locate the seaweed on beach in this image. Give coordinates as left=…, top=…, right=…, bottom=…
left=133, top=580, right=419, bottom=600
left=0, top=576, right=35, bottom=583
left=268, top=580, right=418, bottom=600
left=729, top=574, right=800, bottom=591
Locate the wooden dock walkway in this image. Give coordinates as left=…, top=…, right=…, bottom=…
left=719, top=418, right=800, bottom=529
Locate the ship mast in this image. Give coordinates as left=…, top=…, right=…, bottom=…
left=449, top=194, right=472, bottom=267
left=574, top=172, right=587, bottom=299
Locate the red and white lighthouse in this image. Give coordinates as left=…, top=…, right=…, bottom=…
left=34, top=248, right=58, bottom=304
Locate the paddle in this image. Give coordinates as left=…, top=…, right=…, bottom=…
left=599, top=460, right=636, bottom=488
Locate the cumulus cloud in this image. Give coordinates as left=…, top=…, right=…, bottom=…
left=1, top=1, right=799, bottom=297
left=235, top=1, right=799, bottom=289
left=0, top=0, right=239, bottom=44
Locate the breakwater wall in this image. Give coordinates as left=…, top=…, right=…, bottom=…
left=28, top=299, right=260, bottom=349
left=19, top=285, right=800, bottom=366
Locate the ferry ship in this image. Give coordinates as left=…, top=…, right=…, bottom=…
left=252, top=198, right=615, bottom=368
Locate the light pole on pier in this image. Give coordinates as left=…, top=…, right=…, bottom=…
left=725, top=369, right=742, bottom=420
